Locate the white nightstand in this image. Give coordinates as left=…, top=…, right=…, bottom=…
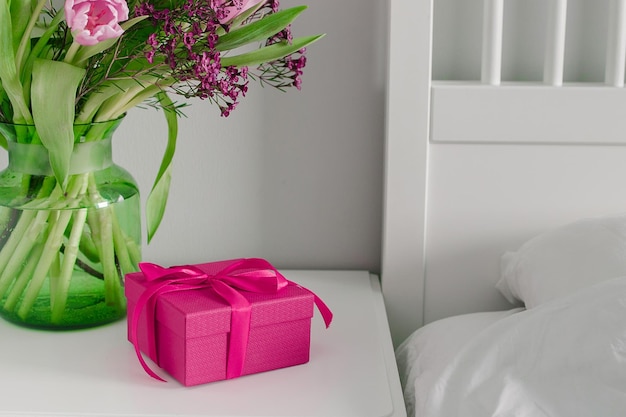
left=0, top=270, right=406, bottom=417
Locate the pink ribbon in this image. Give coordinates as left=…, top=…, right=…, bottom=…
left=128, top=258, right=333, bottom=382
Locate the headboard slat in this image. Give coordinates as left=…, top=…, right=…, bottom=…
left=481, top=0, right=504, bottom=85
left=543, top=0, right=568, bottom=86
left=431, top=83, right=626, bottom=144
left=383, top=0, right=433, bottom=346
left=605, top=0, right=626, bottom=86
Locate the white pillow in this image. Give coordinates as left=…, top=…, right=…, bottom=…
left=395, top=309, right=522, bottom=417
left=497, top=214, right=626, bottom=308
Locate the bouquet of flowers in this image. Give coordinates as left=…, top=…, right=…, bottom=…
left=0, top=0, right=321, bottom=327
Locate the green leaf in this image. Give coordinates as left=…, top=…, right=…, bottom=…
left=22, top=11, right=65, bottom=94
left=0, top=132, right=7, bottom=150
left=146, top=91, right=178, bottom=243
left=27, top=11, right=64, bottom=64
left=0, top=0, right=31, bottom=123
left=216, top=6, right=307, bottom=52
left=10, top=0, right=31, bottom=53
left=100, top=83, right=165, bottom=121
left=220, top=34, right=325, bottom=68
left=225, top=1, right=266, bottom=29
left=0, top=82, right=12, bottom=124
left=13, top=0, right=44, bottom=77
left=31, top=59, right=86, bottom=188
left=76, top=78, right=144, bottom=123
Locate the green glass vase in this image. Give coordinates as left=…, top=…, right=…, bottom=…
left=0, top=118, right=141, bottom=329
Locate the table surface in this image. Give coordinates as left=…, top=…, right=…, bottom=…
left=0, top=270, right=406, bottom=417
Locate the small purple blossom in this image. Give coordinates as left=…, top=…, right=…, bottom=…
left=251, top=20, right=309, bottom=91
left=268, top=0, right=279, bottom=12
left=132, top=0, right=308, bottom=116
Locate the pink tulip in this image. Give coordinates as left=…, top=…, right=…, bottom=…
left=65, top=0, right=129, bottom=46
left=218, top=0, right=267, bottom=24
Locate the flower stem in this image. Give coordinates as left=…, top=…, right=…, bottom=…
left=63, top=42, right=81, bottom=65
left=16, top=220, right=63, bottom=318
left=0, top=175, right=59, bottom=301
left=16, top=175, right=87, bottom=319
left=0, top=210, right=41, bottom=299
left=2, top=238, right=47, bottom=312
left=50, top=207, right=88, bottom=323
left=86, top=174, right=122, bottom=308
left=111, top=209, right=133, bottom=276
left=99, top=207, right=120, bottom=307
left=125, top=235, right=142, bottom=266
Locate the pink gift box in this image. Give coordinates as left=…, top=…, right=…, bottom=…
left=125, top=259, right=331, bottom=386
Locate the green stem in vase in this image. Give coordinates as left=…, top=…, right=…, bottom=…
left=16, top=210, right=68, bottom=319
left=2, top=238, right=47, bottom=312
left=16, top=175, right=88, bottom=319
left=111, top=208, right=134, bottom=277
left=50, top=207, right=87, bottom=323
left=0, top=180, right=60, bottom=300
left=0, top=209, right=35, bottom=297
left=85, top=174, right=122, bottom=308
left=49, top=245, right=62, bottom=308
left=126, top=235, right=142, bottom=267
left=0, top=206, right=19, bottom=247
left=0, top=210, right=44, bottom=299
left=99, top=207, right=121, bottom=308
left=77, top=224, right=101, bottom=263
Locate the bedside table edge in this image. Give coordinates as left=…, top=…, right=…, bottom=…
left=369, top=273, right=407, bottom=417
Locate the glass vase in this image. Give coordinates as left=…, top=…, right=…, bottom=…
left=0, top=118, right=141, bottom=329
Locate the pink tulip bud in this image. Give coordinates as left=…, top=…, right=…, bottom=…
left=218, top=0, right=267, bottom=24
left=65, top=0, right=129, bottom=46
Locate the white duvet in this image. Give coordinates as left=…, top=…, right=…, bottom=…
left=405, top=276, right=626, bottom=417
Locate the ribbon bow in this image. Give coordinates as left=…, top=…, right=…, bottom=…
left=129, top=258, right=333, bottom=382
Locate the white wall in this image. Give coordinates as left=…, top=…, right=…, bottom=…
left=112, top=0, right=388, bottom=271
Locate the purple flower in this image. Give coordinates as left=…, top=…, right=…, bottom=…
left=132, top=0, right=306, bottom=116
left=215, top=0, right=267, bottom=23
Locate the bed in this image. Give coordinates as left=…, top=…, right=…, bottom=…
left=382, top=0, right=626, bottom=415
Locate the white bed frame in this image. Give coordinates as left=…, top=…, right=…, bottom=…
left=382, top=0, right=626, bottom=346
